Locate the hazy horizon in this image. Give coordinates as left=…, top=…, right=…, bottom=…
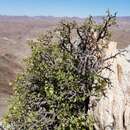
left=0, top=15, right=130, bottom=18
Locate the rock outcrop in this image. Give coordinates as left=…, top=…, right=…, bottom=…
left=92, top=41, right=130, bottom=130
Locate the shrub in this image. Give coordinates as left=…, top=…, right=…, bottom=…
left=3, top=11, right=117, bottom=130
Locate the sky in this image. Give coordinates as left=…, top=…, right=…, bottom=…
left=0, top=0, right=129, bottom=17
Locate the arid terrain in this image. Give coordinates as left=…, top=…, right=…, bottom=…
left=0, top=16, right=130, bottom=119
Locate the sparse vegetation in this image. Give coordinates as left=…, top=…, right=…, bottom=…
left=3, top=12, right=120, bottom=130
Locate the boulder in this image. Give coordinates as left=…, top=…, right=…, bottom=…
left=92, top=41, right=130, bottom=130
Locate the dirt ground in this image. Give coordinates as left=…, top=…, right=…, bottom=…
left=0, top=93, right=10, bottom=120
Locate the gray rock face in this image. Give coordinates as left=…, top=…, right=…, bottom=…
left=92, top=42, right=130, bottom=130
